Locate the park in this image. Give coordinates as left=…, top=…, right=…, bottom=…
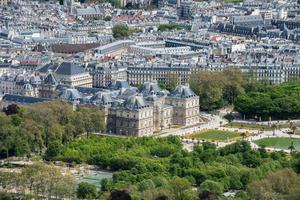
left=185, top=129, right=243, bottom=142
left=255, top=137, right=300, bottom=152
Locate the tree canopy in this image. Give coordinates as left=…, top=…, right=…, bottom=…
left=190, top=68, right=245, bottom=110
left=55, top=137, right=292, bottom=199
left=0, top=162, right=76, bottom=199
left=112, top=24, right=130, bottom=39
left=234, top=81, right=300, bottom=120
left=158, top=23, right=184, bottom=32
left=77, top=182, right=98, bottom=199
left=190, top=69, right=300, bottom=119
left=0, top=101, right=105, bottom=159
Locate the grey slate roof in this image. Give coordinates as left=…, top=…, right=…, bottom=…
left=169, top=85, right=196, bottom=98
left=145, top=92, right=159, bottom=101
left=55, top=62, right=85, bottom=76
left=118, top=87, right=138, bottom=100
left=37, top=63, right=59, bottom=74
left=124, top=95, right=148, bottom=110
left=23, top=83, right=33, bottom=91
left=140, top=82, right=162, bottom=95
left=112, top=80, right=129, bottom=90
left=44, top=73, right=58, bottom=85
left=60, top=88, right=81, bottom=101
left=2, top=94, right=49, bottom=104
left=75, top=86, right=102, bottom=95
left=90, top=92, right=113, bottom=105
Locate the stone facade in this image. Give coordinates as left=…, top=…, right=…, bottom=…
left=105, top=82, right=200, bottom=136
left=5, top=76, right=200, bottom=137
left=38, top=73, right=60, bottom=99
left=165, top=85, right=199, bottom=126
left=108, top=100, right=154, bottom=136
left=54, top=62, right=93, bottom=88
left=0, top=0, right=8, bottom=6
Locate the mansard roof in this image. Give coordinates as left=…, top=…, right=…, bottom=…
left=169, top=85, right=196, bottom=98
left=37, top=63, right=59, bottom=74
left=55, top=62, right=85, bottom=76
left=2, top=94, right=49, bottom=104
left=75, top=86, right=102, bottom=95
left=145, top=91, right=159, bottom=101
left=23, top=83, right=33, bottom=91
left=124, top=95, right=149, bottom=110
left=112, top=80, right=129, bottom=90
left=44, top=73, right=58, bottom=85
left=60, top=88, right=81, bottom=101
left=90, top=91, right=113, bottom=105
left=140, top=82, right=162, bottom=95
left=118, top=87, right=138, bottom=99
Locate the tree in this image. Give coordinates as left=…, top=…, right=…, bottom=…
left=11, top=115, right=21, bottom=126
left=235, top=191, right=250, bottom=200
left=288, top=141, right=296, bottom=153
left=150, top=144, right=176, bottom=157
left=0, top=101, right=105, bottom=159
left=101, top=178, right=114, bottom=192
left=169, top=177, right=192, bottom=200
left=158, top=23, right=183, bottom=31
left=17, top=162, right=76, bottom=198
left=224, top=113, right=234, bottom=124
left=271, top=124, right=277, bottom=136
left=190, top=71, right=225, bottom=110
left=138, top=179, right=155, bottom=192
left=247, top=169, right=300, bottom=200
left=199, top=191, right=218, bottom=200
left=0, top=192, right=12, bottom=200
left=242, top=151, right=262, bottom=168
left=3, top=104, right=19, bottom=115
left=0, top=172, right=16, bottom=192
left=0, top=113, right=15, bottom=158
left=109, top=190, right=131, bottom=200
left=44, top=140, right=63, bottom=161
left=20, top=119, right=44, bottom=154
left=152, top=176, right=168, bottom=187
left=50, top=174, right=76, bottom=199
left=234, top=81, right=300, bottom=120
left=155, top=195, right=168, bottom=200
left=258, top=145, right=268, bottom=158
left=52, top=132, right=300, bottom=199
left=182, top=189, right=198, bottom=200
left=199, top=180, right=224, bottom=195
left=77, top=182, right=98, bottom=199
left=222, top=68, right=245, bottom=104
left=190, top=69, right=245, bottom=110
left=112, top=24, right=129, bottom=39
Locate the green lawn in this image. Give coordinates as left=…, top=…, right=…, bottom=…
left=224, top=0, right=242, bottom=3
left=225, top=122, right=273, bottom=131
left=187, top=130, right=241, bottom=141
left=255, top=137, right=300, bottom=151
